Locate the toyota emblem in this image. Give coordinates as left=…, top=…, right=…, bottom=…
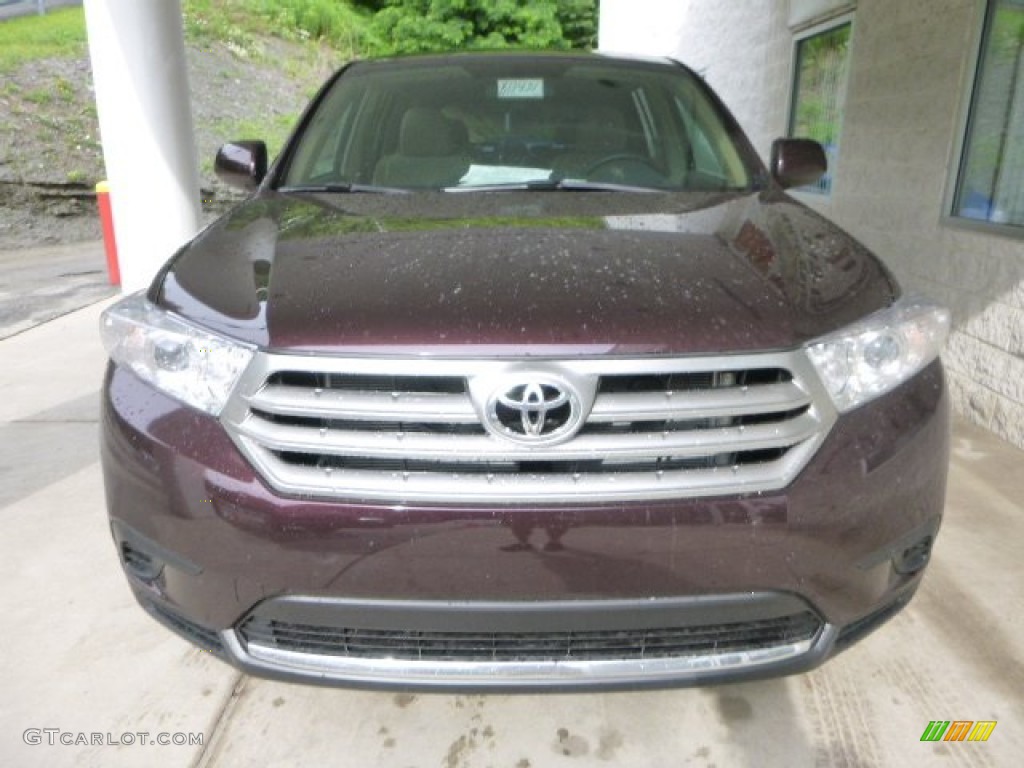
left=484, top=379, right=584, bottom=445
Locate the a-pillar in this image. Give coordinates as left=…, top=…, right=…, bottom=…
left=83, top=0, right=200, bottom=293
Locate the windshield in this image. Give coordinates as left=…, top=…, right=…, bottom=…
left=279, top=55, right=760, bottom=193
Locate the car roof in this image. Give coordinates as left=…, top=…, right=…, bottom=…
left=345, top=49, right=682, bottom=74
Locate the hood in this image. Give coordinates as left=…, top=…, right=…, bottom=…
left=155, top=190, right=897, bottom=356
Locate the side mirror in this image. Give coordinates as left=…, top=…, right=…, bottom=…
left=770, top=138, right=827, bottom=189
left=215, top=140, right=268, bottom=191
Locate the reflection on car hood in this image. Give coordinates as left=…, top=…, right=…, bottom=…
left=156, top=189, right=898, bottom=355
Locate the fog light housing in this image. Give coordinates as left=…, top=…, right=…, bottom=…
left=121, top=541, right=163, bottom=581
left=894, top=535, right=934, bottom=574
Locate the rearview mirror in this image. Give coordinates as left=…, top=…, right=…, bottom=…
left=215, top=140, right=268, bottom=191
left=770, top=138, right=827, bottom=189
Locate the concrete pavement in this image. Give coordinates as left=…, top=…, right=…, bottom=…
left=0, top=241, right=115, bottom=340
left=0, top=1, right=82, bottom=22
left=0, top=291, right=1022, bottom=767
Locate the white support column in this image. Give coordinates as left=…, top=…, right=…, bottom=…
left=597, top=0, right=690, bottom=57
left=83, top=0, right=200, bottom=293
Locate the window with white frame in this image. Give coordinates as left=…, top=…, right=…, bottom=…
left=788, top=21, right=852, bottom=194
left=953, top=0, right=1024, bottom=229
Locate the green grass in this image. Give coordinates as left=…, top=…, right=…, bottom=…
left=0, top=2, right=375, bottom=73
left=54, top=76, right=75, bottom=101
left=202, top=112, right=298, bottom=177
left=0, top=7, right=87, bottom=73
left=2, top=1, right=372, bottom=187
left=212, top=112, right=297, bottom=160
left=183, top=0, right=378, bottom=59
left=23, top=87, right=54, bottom=105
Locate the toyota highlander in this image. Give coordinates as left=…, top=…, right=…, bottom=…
left=100, top=52, right=951, bottom=691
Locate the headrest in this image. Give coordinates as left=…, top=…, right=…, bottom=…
left=400, top=108, right=465, bottom=157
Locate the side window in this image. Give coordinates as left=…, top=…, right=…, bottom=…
left=788, top=20, right=852, bottom=194
left=307, top=101, right=356, bottom=180
left=952, top=0, right=1024, bottom=230
left=286, top=95, right=360, bottom=184
left=672, top=90, right=749, bottom=188
left=689, top=121, right=726, bottom=178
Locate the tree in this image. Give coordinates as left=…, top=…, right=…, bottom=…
left=367, top=0, right=597, bottom=54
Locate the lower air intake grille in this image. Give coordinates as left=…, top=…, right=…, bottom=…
left=148, top=601, right=224, bottom=654
left=239, top=612, right=822, bottom=663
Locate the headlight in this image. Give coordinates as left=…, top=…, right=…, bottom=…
left=805, top=296, right=950, bottom=413
left=100, top=293, right=255, bottom=416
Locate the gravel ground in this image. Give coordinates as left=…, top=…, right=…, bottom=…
left=0, top=35, right=338, bottom=249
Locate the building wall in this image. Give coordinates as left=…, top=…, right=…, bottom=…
left=600, top=0, right=1024, bottom=448
left=598, top=0, right=690, bottom=58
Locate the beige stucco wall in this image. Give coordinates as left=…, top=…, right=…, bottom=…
left=599, top=0, right=1024, bottom=448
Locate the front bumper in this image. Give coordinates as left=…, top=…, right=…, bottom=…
left=102, top=360, right=949, bottom=690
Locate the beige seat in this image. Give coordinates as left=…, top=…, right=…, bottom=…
left=373, top=108, right=471, bottom=188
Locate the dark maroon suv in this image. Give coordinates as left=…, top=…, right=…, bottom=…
left=100, top=52, right=950, bottom=690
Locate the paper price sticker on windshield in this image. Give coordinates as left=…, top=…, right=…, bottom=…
left=497, top=79, right=544, bottom=100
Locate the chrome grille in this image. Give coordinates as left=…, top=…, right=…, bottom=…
left=221, top=353, right=835, bottom=503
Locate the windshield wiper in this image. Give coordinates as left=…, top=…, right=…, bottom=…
left=446, top=178, right=660, bottom=194
left=529, top=178, right=661, bottom=193
left=278, top=183, right=409, bottom=195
